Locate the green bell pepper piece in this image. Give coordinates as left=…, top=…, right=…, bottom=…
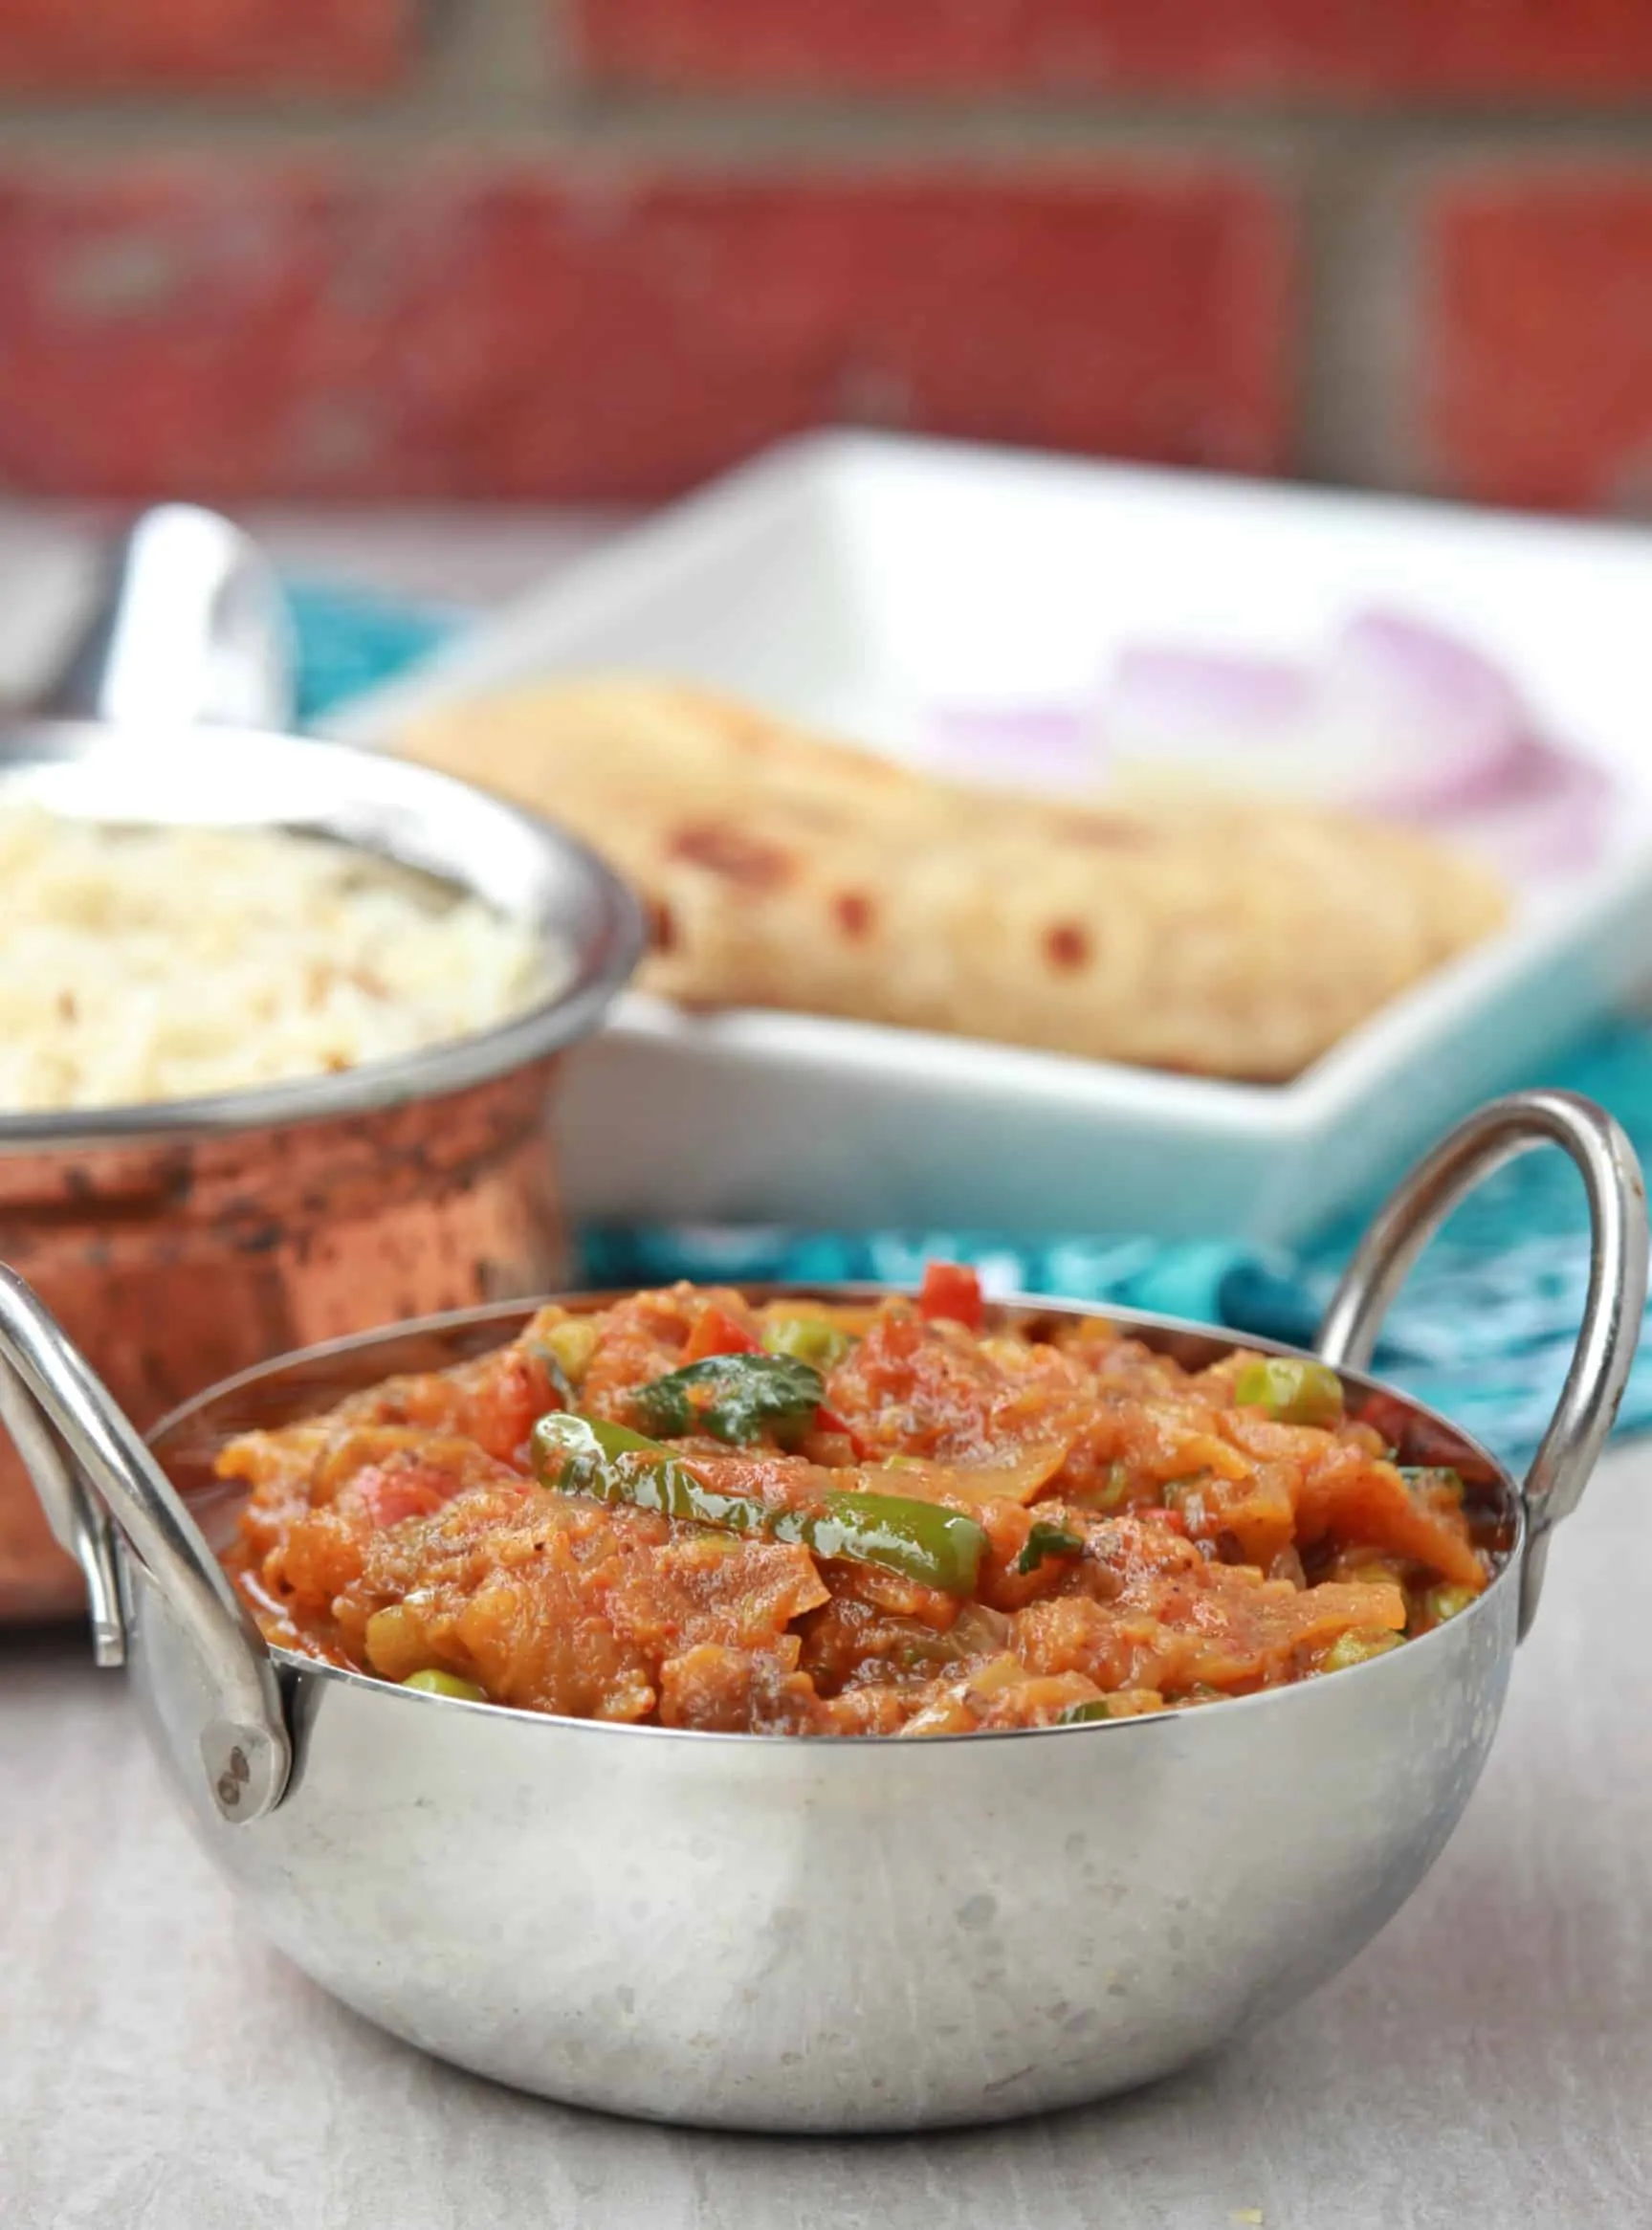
left=532, top=1412, right=985, bottom=1595
left=1016, top=1520, right=1085, bottom=1575
left=1423, top=1581, right=1479, bottom=1626
left=400, top=1668, right=486, bottom=1702
left=761, top=1316, right=854, bottom=1370
left=1232, top=1356, right=1344, bottom=1427
left=1320, top=1629, right=1402, bottom=1674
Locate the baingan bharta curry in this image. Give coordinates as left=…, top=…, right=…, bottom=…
left=222, top=1267, right=1499, bottom=1734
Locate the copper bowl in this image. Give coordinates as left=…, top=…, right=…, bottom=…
left=0, top=719, right=645, bottom=1622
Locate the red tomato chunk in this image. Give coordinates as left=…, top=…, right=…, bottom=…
left=917, top=1261, right=984, bottom=1330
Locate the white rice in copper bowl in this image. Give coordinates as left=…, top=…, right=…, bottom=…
left=0, top=803, right=554, bottom=1115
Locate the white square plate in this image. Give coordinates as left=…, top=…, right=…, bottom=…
left=337, top=432, right=1652, bottom=1243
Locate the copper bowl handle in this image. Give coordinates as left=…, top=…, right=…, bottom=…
left=1315, top=1090, right=1648, bottom=1638
left=0, top=1265, right=290, bottom=1822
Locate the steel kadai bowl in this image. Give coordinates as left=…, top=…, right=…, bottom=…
left=1, top=1092, right=1643, bottom=2135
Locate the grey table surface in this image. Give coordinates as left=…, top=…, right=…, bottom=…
left=1, top=508, right=1649, bottom=2227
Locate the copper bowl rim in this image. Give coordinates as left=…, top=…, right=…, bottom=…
left=0, top=720, right=647, bottom=1152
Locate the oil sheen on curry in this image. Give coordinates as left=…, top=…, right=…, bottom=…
left=222, top=1268, right=1502, bottom=1735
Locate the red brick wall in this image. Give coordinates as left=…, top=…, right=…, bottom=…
left=0, top=1, right=1649, bottom=511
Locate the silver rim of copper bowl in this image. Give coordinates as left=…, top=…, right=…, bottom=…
left=0, top=718, right=647, bottom=1150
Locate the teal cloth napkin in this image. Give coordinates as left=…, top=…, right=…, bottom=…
left=293, top=576, right=1652, bottom=1469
